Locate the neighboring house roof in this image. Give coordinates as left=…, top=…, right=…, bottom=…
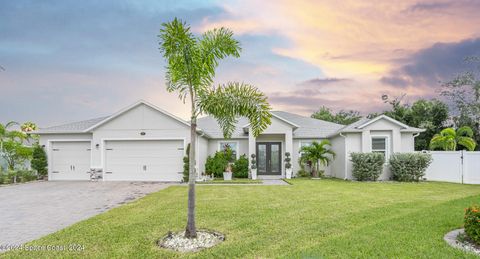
left=197, top=111, right=345, bottom=139
left=329, top=115, right=424, bottom=137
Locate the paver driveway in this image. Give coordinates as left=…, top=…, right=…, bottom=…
left=0, top=181, right=172, bottom=247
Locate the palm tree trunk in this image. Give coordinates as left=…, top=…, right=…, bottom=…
left=185, top=91, right=197, bottom=239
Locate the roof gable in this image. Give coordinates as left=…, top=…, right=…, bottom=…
left=84, top=100, right=190, bottom=132
left=357, top=115, right=409, bottom=129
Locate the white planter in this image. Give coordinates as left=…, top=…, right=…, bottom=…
left=251, top=169, right=257, bottom=180
left=223, top=172, right=232, bottom=181
left=285, top=168, right=292, bottom=179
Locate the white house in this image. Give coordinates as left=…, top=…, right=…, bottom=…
left=35, top=100, right=424, bottom=181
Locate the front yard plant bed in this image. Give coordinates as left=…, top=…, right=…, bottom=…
left=196, top=179, right=262, bottom=184
left=4, top=179, right=480, bottom=258
left=158, top=230, right=225, bottom=253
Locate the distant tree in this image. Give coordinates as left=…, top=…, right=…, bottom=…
left=373, top=95, right=449, bottom=150
left=31, top=144, right=48, bottom=177
left=311, top=106, right=362, bottom=125
left=430, top=126, right=477, bottom=151
left=441, top=56, right=480, bottom=150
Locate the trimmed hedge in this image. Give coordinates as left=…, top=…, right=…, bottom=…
left=232, top=155, right=248, bottom=178
left=389, top=153, right=432, bottom=182
left=465, top=205, right=480, bottom=244
left=350, top=152, right=384, bottom=181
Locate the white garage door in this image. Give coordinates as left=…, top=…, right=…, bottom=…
left=104, top=140, right=184, bottom=181
left=50, top=141, right=91, bottom=181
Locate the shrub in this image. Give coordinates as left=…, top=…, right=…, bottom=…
left=389, top=153, right=432, bottom=182
left=232, top=154, right=248, bottom=178
left=17, top=170, right=37, bottom=183
left=31, top=144, right=48, bottom=177
left=350, top=152, right=384, bottom=181
left=205, top=151, right=230, bottom=178
left=464, top=205, right=480, bottom=244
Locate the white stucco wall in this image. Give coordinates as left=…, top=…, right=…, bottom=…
left=329, top=135, right=346, bottom=179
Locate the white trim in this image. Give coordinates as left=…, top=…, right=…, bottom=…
left=357, top=115, right=409, bottom=129
left=46, top=139, right=92, bottom=181
left=371, top=135, right=390, bottom=161
left=217, top=140, right=240, bottom=159
left=84, top=100, right=191, bottom=132
left=242, top=113, right=300, bottom=130
left=100, top=137, right=186, bottom=181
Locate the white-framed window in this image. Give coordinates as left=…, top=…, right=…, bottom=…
left=218, top=141, right=238, bottom=159
left=371, top=136, right=389, bottom=159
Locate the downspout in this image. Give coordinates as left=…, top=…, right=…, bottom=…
left=339, top=133, right=348, bottom=180
left=413, top=132, right=420, bottom=151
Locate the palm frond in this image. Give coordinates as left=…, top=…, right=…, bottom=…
left=457, top=136, right=477, bottom=151
left=198, top=82, right=271, bottom=138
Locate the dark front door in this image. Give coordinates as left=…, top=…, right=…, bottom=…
left=256, top=142, right=281, bottom=175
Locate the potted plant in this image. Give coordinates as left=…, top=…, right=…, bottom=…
left=285, top=152, right=292, bottom=179
left=223, top=146, right=234, bottom=181
left=223, top=163, right=233, bottom=180
left=250, top=154, right=257, bottom=180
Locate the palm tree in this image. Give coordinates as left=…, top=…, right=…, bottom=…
left=158, top=18, right=272, bottom=238
left=430, top=126, right=477, bottom=151
left=0, top=121, right=19, bottom=151
left=299, top=140, right=336, bottom=178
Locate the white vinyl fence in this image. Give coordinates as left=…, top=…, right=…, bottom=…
left=424, top=151, right=480, bottom=184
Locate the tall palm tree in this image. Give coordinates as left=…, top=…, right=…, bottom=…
left=158, top=18, right=272, bottom=238
left=430, top=126, right=477, bottom=151
left=299, top=140, right=336, bottom=178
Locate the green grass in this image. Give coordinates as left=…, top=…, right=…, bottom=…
left=196, top=179, right=262, bottom=184
left=4, top=179, right=480, bottom=258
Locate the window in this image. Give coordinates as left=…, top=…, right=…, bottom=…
left=371, top=137, right=388, bottom=158
left=218, top=141, right=238, bottom=159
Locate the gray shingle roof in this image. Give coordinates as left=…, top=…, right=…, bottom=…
left=197, top=111, right=345, bottom=139
left=328, top=115, right=424, bottom=137
left=35, top=116, right=109, bottom=134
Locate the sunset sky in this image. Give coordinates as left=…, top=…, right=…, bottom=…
left=1, top=0, right=480, bottom=126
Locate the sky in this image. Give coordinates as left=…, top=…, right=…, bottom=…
left=1, top=0, right=480, bottom=127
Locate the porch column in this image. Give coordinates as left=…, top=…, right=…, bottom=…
left=285, top=130, right=293, bottom=177
left=248, top=128, right=256, bottom=175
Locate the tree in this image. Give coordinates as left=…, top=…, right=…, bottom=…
left=0, top=121, right=19, bottom=151
left=31, top=144, right=48, bottom=177
left=373, top=95, right=449, bottom=150
left=429, top=126, right=477, bottom=151
left=299, top=140, right=335, bottom=178
left=441, top=56, right=480, bottom=150
left=158, top=18, right=272, bottom=238
left=311, top=106, right=362, bottom=125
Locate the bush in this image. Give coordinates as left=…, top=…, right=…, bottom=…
left=350, top=152, right=384, bottom=181
left=464, top=205, right=480, bottom=244
left=31, top=144, right=48, bottom=177
left=205, top=151, right=229, bottom=178
left=389, top=153, right=432, bottom=182
left=232, top=154, right=248, bottom=178
left=0, top=170, right=36, bottom=184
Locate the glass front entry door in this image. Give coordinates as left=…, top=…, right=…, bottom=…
left=256, top=142, right=282, bottom=175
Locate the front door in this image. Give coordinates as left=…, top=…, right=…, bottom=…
left=256, top=142, right=281, bottom=175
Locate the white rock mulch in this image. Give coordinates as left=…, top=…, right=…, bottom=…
left=444, top=228, right=480, bottom=256
left=158, top=230, right=225, bottom=253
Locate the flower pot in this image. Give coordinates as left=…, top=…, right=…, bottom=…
left=223, top=172, right=232, bottom=181
left=285, top=168, right=292, bottom=179
left=251, top=169, right=257, bottom=180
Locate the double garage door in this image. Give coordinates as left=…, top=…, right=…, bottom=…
left=50, top=140, right=184, bottom=181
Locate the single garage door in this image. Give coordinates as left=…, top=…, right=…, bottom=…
left=104, top=140, right=184, bottom=181
left=50, top=141, right=91, bottom=180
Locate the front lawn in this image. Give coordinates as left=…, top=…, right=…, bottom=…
left=4, top=179, right=480, bottom=258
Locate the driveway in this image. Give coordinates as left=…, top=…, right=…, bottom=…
left=0, top=181, right=172, bottom=247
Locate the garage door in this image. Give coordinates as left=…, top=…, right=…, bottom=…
left=50, top=141, right=91, bottom=180
left=104, top=140, right=184, bottom=181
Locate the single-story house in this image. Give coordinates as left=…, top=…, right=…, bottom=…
left=35, top=100, right=424, bottom=181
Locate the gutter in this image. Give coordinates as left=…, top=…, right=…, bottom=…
left=339, top=132, right=348, bottom=180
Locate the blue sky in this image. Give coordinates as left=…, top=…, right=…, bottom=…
left=1, top=0, right=480, bottom=126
